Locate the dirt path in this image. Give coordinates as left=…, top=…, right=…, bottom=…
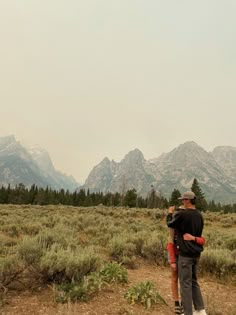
left=1, top=263, right=236, bottom=315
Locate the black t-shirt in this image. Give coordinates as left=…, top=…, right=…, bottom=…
left=167, top=208, right=204, bottom=257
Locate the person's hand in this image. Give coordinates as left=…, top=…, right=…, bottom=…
left=170, top=262, right=177, bottom=271
left=183, top=233, right=195, bottom=241
left=168, top=206, right=175, bottom=214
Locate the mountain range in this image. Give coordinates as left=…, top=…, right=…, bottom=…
left=83, top=142, right=236, bottom=203
left=0, top=135, right=79, bottom=191
left=1, top=135, right=236, bottom=203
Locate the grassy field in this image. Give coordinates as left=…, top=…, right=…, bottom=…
left=0, top=205, right=235, bottom=314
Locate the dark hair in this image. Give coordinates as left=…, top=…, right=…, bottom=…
left=189, top=198, right=196, bottom=205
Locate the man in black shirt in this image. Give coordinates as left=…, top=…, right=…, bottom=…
left=167, top=191, right=207, bottom=315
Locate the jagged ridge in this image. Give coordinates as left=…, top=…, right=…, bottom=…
left=83, top=142, right=236, bottom=203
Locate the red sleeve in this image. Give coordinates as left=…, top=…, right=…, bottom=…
left=167, top=242, right=177, bottom=263
left=195, top=236, right=206, bottom=246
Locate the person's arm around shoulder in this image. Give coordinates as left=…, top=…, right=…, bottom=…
left=183, top=233, right=206, bottom=245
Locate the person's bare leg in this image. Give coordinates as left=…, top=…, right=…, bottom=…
left=171, top=267, right=179, bottom=301
left=171, top=266, right=183, bottom=314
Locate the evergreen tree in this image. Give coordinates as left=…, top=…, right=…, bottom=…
left=103, top=192, right=113, bottom=206
left=28, top=184, right=37, bottom=204
left=6, top=184, right=11, bottom=203
left=34, top=187, right=46, bottom=205
left=113, top=192, right=121, bottom=206
left=43, top=186, right=50, bottom=205
left=208, top=200, right=216, bottom=211
left=147, top=185, right=156, bottom=209
left=77, top=189, right=86, bottom=206
left=191, top=178, right=207, bottom=211
left=156, top=195, right=167, bottom=209
left=0, top=186, right=7, bottom=203
left=232, top=203, right=236, bottom=213
left=82, top=189, right=91, bottom=206
left=162, top=197, right=169, bottom=209
left=169, top=188, right=181, bottom=206
left=136, top=195, right=146, bottom=208
left=124, top=189, right=137, bottom=208
left=223, top=204, right=232, bottom=213
left=59, top=188, right=65, bottom=204
left=5, top=181, right=236, bottom=211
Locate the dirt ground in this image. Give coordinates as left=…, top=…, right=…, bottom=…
left=1, top=263, right=236, bottom=315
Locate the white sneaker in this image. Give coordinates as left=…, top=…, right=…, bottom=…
left=193, top=309, right=207, bottom=315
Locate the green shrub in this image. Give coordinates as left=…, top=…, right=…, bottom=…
left=232, top=249, right=236, bottom=260
left=225, top=236, right=236, bottom=251
left=4, top=224, right=20, bottom=237
left=56, top=282, right=89, bottom=303
left=21, top=223, right=42, bottom=235
left=155, top=210, right=165, bottom=220
left=0, top=255, right=23, bottom=287
left=56, top=262, right=128, bottom=303
left=121, top=255, right=137, bottom=269
left=200, top=249, right=236, bottom=279
left=129, top=232, right=149, bottom=256
left=56, top=272, right=105, bottom=304
left=109, top=236, right=136, bottom=262
left=124, top=281, right=167, bottom=309
left=0, top=234, right=17, bottom=247
left=220, top=217, right=234, bottom=228
left=17, top=236, right=44, bottom=266
left=142, top=233, right=168, bottom=265
left=40, top=246, right=101, bottom=282
left=36, top=228, right=69, bottom=249
left=84, top=271, right=105, bottom=293
left=94, top=234, right=111, bottom=247
left=203, top=231, right=226, bottom=249
left=100, top=262, right=128, bottom=284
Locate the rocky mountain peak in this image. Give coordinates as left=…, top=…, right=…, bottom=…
left=0, top=135, right=33, bottom=163
left=152, top=141, right=210, bottom=170
left=83, top=142, right=236, bottom=203
left=174, top=141, right=207, bottom=156
left=212, top=146, right=236, bottom=179
left=0, top=135, right=16, bottom=147
left=0, top=135, right=19, bottom=153
left=122, top=148, right=144, bottom=165
left=28, top=146, right=55, bottom=175
left=100, top=157, right=111, bottom=165
left=179, top=140, right=199, bottom=148
left=213, top=146, right=236, bottom=155
left=0, top=135, right=79, bottom=191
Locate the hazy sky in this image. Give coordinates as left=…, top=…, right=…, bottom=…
left=0, top=0, right=236, bottom=183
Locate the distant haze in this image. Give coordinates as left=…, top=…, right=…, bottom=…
left=0, top=0, right=235, bottom=183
